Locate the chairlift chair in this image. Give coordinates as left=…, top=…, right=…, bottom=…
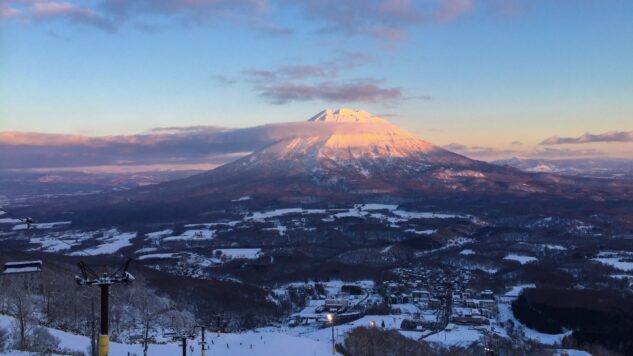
left=2, top=260, right=43, bottom=275
left=163, top=331, right=178, bottom=338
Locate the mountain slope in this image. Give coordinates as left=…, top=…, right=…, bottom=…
left=9, top=109, right=633, bottom=224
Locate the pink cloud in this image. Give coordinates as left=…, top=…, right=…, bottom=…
left=282, top=0, right=477, bottom=40
left=256, top=80, right=403, bottom=104
left=280, top=0, right=425, bottom=40
left=26, top=1, right=116, bottom=31
left=434, top=0, right=474, bottom=23
left=541, top=131, right=633, bottom=145
left=240, top=52, right=405, bottom=105
left=0, top=4, right=21, bottom=18
left=242, top=51, right=376, bottom=83
left=31, top=1, right=91, bottom=17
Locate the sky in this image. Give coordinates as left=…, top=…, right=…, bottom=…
left=1, top=0, right=632, bottom=160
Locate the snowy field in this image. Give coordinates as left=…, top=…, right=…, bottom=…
left=503, top=254, right=537, bottom=264
left=0, top=314, right=332, bottom=356
left=593, top=257, right=633, bottom=271
left=2, top=203, right=481, bottom=261
left=69, top=230, right=137, bottom=256
left=592, top=251, right=633, bottom=271
left=12, top=221, right=71, bottom=230
left=137, top=253, right=179, bottom=261
left=213, top=248, right=262, bottom=260
left=163, top=229, right=215, bottom=242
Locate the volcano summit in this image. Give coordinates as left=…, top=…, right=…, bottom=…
left=11, top=109, right=633, bottom=224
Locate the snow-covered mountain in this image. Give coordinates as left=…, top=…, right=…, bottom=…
left=11, top=109, right=633, bottom=224
left=307, top=108, right=388, bottom=123
left=243, top=109, right=451, bottom=166
left=168, top=108, right=505, bottom=199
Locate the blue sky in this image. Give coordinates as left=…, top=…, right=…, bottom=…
left=1, top=0, right=632, bottom=157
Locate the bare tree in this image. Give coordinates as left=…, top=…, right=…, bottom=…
left=5, top=275, right=38, bottom=351
left=0, top=326, right=9, bottom=352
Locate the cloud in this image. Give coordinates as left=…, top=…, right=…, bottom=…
left=0, top=126, right=272, bottom=170
left=443, top=142, right=609, bottom=161
left=100, top=0, right=267, bottom=20
left=443, top=143, right=468, bottom=150
left=0, top=1, right=115, bottom=30
left=541, top=131, right=633, bottom=145
left=2, top=0, right=286, bottom=34
left=211, top=75, right=237, bottom=85
left=242, top=51, right=376, bottom=83
left=0, top=3, right=21, bottom=18
left=29, top=1, right=115, bottom=31
left=240, top=52, right=408, bottom=105
left=255, top=80, right=403, bottom=104
left=487, top=0, right=526, bottom=19
left=5, top=118, right=433, bottom=170
left=434, top=0, right=474, bottom=23
left=442, top=143, right=522, bottom=160
left=5, top=0, right=483, bottom=36
left=281, top=0, right=423, bottom=38
left=523, top=147, right=606, bottom=158
left=99, top=0, right=287, bottom=34
left=411, top=94, right=432, bottom=101
left=281, top=0, right=476, bottom=40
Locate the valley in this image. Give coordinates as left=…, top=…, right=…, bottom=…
left=1, top=110, right=632, bottom=355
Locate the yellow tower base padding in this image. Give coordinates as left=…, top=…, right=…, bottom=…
left=98, top=334, right=110, bottom=356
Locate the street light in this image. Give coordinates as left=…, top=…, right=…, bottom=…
left=369, top=320, right=376, bottom=328
left=326, top=313, right=335, bottom=354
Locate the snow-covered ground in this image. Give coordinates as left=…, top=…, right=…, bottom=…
left=70, top=230, right=136, bottom=256
left=0, top=280, right=592, bottom=355
left=145, top=229, right=173, bottom=240
left=12, top=221, right=71, bottom=230
left=213, top=248, right=262, bottom=260
left=592, top=252, right=633, bottom=271
left=232, top=196, right=252, bottom=202
left=0, top=314, right=332, bottom=356
left=393, top=210, right=471, bottom=220
left=423, top=323, right=487, bottom=346
left=138, top=253, right=179, bottom=261
left=360, top=203, right=398, bottom=211
left=497, top=284, right=571, bottom=345
left=247, top=208, right=327, bottom=221
left=503, top=254, right=537, bottom=264
left=497, top=302, right=570, bottom=345
left=542, top=244, right=567, bottom=251
left=405, top=228, right=436, bottom=235
left=593, top=257, right=633, bottom=271
left=163, top=229, right=215, bottom=242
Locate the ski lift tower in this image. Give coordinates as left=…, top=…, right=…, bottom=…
left=76, top=259, right=134, bottom=356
